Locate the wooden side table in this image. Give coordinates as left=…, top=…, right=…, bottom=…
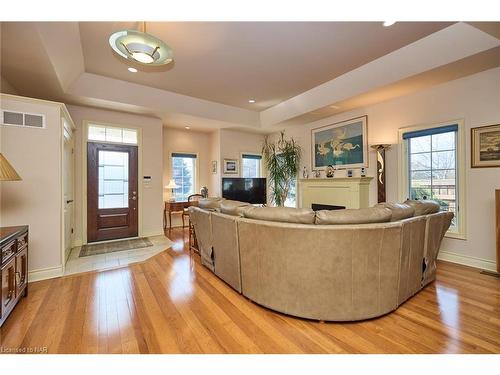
left=164, top=201, right=197, bottom=230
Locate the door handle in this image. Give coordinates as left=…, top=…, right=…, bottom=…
left=131, top=196, right=137, bottom=200
left=66, top=199, right=74, bottom=204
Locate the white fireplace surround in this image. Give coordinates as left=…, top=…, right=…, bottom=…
left=298, top=177, right=373, bottom=210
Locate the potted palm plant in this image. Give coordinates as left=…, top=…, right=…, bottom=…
left=262, top=131, right=302, bottom=206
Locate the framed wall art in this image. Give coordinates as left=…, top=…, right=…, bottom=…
left=471, top=123, right=500, bottom=168
left=311, top=115, right=368, bottom=170
left=223, top=159, right=239, bottom=174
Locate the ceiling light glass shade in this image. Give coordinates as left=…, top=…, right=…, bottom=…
left=109, top=29, right=173, bottom=66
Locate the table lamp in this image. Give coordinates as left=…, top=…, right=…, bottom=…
left=0, top=153, right=22, bottom=181
left=165, top=179, right=179, bottom=202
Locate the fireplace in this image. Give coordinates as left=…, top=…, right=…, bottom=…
left=311, top=203, right=345, bottom=211
left=298, top=177, right=373, bottom=209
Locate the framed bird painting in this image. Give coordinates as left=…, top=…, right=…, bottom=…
left=311, top=115, right=368, bottom=170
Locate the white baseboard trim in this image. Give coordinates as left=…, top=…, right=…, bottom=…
left=72, top=238, right=83, bottom=248
left=28, top=265, right=64, bottom=282
left=438, top=250, right=497, bottom=272
left=142, top=230, right=165, bottom=238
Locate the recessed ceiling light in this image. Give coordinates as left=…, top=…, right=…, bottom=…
left=383, top=21, right=396, bottom=27
left=128, top=67, right=138, bottom=73
left=248, top=99, right=256, bottom=103
left=330, top=105, right=340, bottom=110
left=185, top=126, right=190, bottom=130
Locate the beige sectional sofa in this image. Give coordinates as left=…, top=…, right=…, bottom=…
left=189, top=198, right=453, bottom=321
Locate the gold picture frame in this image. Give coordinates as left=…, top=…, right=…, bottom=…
left=471, top=123, right=500, bottom=168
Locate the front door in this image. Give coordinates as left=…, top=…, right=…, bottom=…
left=87, top=142, right=138, bottom=242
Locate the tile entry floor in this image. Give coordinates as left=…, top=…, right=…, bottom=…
left=64, top=235, right=174, bottom=276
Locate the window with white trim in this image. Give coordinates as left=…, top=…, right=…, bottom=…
left=171, top=153, right=197, bottom=201
left=241, top=153, right=262, bottom=178
left=401, top=122, right=464, bottom=234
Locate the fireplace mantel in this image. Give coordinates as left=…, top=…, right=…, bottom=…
left=298, top=177, right=373, bottom=209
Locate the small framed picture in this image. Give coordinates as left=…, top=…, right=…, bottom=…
left=471, top=123, right=500, bottom=168
left=223, top=159, right=239, bottom=174
left=211, top=160, right=217, bottom=174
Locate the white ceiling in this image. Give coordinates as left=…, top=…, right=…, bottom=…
left=79, top=22, right=452, bottom=110
left=1, top=21, right=499, bottom=132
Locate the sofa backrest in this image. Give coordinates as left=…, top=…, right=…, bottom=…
left=315, top=207, right=392, bottom=225
left=198, top=197, right=226, bottom=210
left=219, top=200, right=252, bottom=217
left=375, top=202, right=415, bottom=221
left=404, top=199, right=440, bottom=216
left=243, top=206, right=316, bottom=224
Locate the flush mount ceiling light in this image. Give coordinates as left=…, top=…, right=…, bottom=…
left=109, top=22, right=173, bottom=66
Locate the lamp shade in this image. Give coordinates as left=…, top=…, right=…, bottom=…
left=165, top=179, right=179, bottom=189
left=0, top=153, right=22, bottom=181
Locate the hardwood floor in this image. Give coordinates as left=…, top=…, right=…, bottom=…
left=1, top=228, right=499, bottom=354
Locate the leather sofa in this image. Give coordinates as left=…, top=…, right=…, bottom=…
left=189, top=199, right=453, bottom=321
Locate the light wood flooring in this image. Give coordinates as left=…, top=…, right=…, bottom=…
left=1, top=228, right=499, bottom=354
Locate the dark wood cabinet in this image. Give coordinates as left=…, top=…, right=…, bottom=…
left=0, top=226, right=29, bottom=327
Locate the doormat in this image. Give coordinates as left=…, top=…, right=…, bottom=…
left=79, top=237, right=153, bottom=257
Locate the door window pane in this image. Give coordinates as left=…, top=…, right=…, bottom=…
left=408, top=129, right=457, bottom=228
left=171, top=154, right=196, bottom=201
left=98, top=150, right=129, bottom=209
left=88, top=125, right=138, bottom=145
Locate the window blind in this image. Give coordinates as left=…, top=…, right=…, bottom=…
left=402, top=124, right=458, bottom=140
left=242, top=154, right=262, bottom=160
left=172, top=152, right=197, bottom=159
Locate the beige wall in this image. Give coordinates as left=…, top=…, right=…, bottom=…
left=162, top=127, right=265, bottom=200
left=271, top=67, right=500, bottom=267
left=67, top=105, right=164, bottom=243
left=0, top=76, right=18, bottom=95
left=209, top=129, right=221, bottom=196
left=163, top=128, right=212, bottom=198
left=0, top=95, right=63, bottom=276
left=219, top=128, right=265, bottom=177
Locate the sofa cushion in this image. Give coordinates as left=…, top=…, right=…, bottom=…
left=243, top=207, right=316, bottom=224
left=220, top=200, right=252, bottom=216
left=198, top=197, right=225, bottom=210
left=315, top=207, right=392, bottom=225
left=404, top=200, right=440, bottom=216
left=375, top=202, right=415, bottom=221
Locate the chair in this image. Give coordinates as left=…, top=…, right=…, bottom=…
left=184, top=194, right=203, bottom=252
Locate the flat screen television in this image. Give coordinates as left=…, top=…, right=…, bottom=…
left=222, top=178, right=267, bottom=204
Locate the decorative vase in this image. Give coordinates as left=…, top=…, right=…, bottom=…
left=326, top=165, right=334, bottom=178
left=302, top=166, right=309, bottom=179
left=200, top=186, right=208, bottom=198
